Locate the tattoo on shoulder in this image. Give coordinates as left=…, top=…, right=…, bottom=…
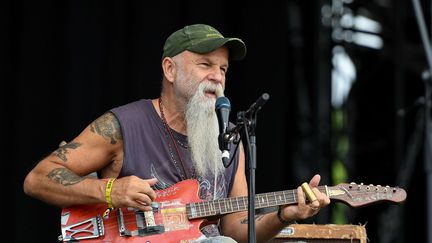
left=52, top=142, right=82, bottom=162
left=47, top=168, right=84, bottom=186
left=89, top=112, right=122, bottom=144
left=240, top=214, right=266, bottom=224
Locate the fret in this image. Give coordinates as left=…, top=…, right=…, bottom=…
left=217, top=199, right=222, bottom=214
left=228, top=198, right=233, bottom=212
left=197, top=201, right=203, bottom=217
left=258, top=196, right=265, bottom=206
left=218, top=199, right=225, bottom=214
left=235, top=197, right=240, bottom=211
left=225, top=198, right=230, bottom=213
left=224, top=198, right=229, bottom=213
left=209, top=201, right=214, bottom=215
left=207, top=201, right=212, bottom=216
left=240, top=196, right=247, bottom=211
left=206, top=201, right=211, bottom=215
left=265, top=193, right=269, bottom=207
left=225, top=198, right=231, bottom=213
left=190, top=203, right=197, bottom=218
left=271, top=191, right=277, bottom=205
left=279, top=192, right=284, bottom=204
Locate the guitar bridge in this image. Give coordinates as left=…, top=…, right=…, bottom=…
left=59, top=215, right=104, bottom=241
left=116, top=204, right=165, bottom=237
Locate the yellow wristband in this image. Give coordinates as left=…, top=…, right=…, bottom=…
left=103, top=178, right=116, bottom=218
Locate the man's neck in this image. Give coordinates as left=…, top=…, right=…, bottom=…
left=153, top=96, right=187, bottom=135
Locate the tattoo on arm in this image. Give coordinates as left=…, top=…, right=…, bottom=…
left=90, top=112, right=122, bottom=144
left=52, top=142, right=82, bottom=162
left=47, top=168, right=84, bottom=186
left=240, top=214, right=266, bottom=224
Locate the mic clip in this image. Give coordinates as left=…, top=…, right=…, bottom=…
left=219, top=132, right=233, bottom=168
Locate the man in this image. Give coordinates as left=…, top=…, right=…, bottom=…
left=23, top=24, right=330, bottom=242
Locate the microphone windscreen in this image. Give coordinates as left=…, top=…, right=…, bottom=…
left=216, top=96, right=231, bottom=110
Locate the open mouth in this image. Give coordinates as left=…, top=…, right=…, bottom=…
left=205, top=90, right=217, bottom=97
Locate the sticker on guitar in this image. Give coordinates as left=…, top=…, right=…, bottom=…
left=58, top=179, right=407, bottom=242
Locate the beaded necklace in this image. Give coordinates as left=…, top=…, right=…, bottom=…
left=158, top=97, right=192, bottom=180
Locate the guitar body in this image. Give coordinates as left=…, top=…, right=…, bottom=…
left=60, top=180, right=207, bottom=242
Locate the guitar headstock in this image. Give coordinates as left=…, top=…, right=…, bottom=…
left=326, top=183, right=407, bottom=208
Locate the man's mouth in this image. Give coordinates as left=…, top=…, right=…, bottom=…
left=204, top=90, right=217, bottom=97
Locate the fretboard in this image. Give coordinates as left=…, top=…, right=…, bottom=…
left=186, top=187, right=324, bottom=219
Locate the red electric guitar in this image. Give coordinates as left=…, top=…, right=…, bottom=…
left=58, top=179, right=406, bottom=242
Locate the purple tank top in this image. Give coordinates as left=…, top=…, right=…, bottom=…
left=110, top=99, right=239, bottom=201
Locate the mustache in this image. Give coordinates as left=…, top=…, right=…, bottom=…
left=198, top=81, right=224, bottom=98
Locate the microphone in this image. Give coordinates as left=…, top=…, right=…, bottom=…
left=245, top=93, right=270, bottom=117
left=215, top=96, right=231, bottom=167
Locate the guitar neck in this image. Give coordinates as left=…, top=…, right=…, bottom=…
left=186, top=183, right=406, bottom=219
left=187, top=187, right=305, bottom=219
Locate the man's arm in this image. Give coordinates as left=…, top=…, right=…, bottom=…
left=220, top=145, right=330, bottom=243
left=23, top=112, right=157, bottom=211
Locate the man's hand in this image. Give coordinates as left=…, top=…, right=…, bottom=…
left=110, top=176, right=158, bottom=211
left=279, top=174, right=330, bottom=222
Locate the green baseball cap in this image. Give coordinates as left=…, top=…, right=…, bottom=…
left=162, top=24, right=247, bottom=61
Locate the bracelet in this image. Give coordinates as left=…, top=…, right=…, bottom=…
left=277, top=206, right=295, bottom=225
left=103, top=178, right=116, bottom=218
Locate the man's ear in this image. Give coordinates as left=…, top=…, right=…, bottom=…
left=162, top=57, right=176, bottom=83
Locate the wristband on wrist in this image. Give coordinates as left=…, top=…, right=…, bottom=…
left=103, top=178, right=116, bottom=218
left=277, top=206, right=295, bottom=225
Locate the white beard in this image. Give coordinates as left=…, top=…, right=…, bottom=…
left=185, top=81, right=225, bottom=178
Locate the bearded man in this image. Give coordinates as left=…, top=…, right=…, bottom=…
left=24, top=24, right=330, bottom=243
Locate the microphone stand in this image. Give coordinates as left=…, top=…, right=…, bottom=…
left=410, top=1, right=432, bottom=242
left=225, top=93, right=269, bottom=243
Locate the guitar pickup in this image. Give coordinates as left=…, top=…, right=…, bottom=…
left=59, top=215, right=104, bottom=241
left=136, top=225, right=165, bottom=236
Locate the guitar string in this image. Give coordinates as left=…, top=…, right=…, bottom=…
left=187, top=186, right=403, bottom=217
left=89, top=187, right=404, bottom=222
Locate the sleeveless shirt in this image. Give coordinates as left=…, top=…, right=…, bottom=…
left=110, top=99, right=240, bottom=201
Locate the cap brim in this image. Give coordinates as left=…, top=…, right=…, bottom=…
left=188, top=38, right=247, bottom=61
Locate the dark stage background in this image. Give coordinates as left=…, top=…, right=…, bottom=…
left=2, top=1, right=429, bottom=242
